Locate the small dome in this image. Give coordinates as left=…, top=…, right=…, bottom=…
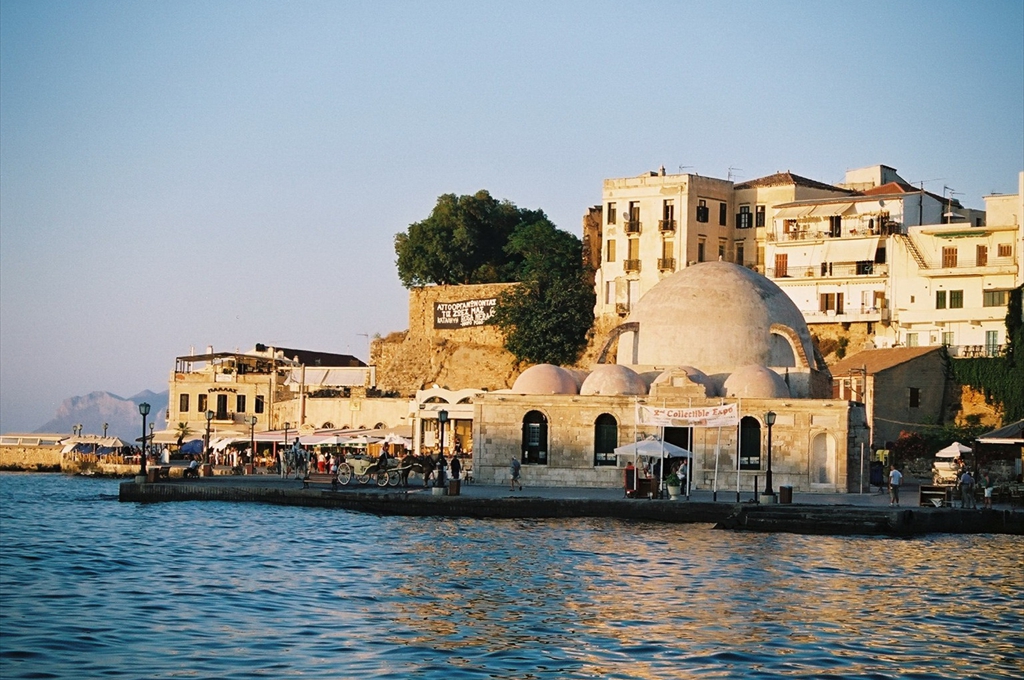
left=512, top=364, right=580, bottom=395
left=723, top=365, right=791, bottom=399
left=580, top=365, right=648, bottom=396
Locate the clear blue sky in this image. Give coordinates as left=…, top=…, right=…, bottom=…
left=1, top=0, right=1022, bottom=433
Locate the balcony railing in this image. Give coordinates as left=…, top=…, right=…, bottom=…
left=658, top=219, right=676, bottom=232
left=623, top=259, right=642, bottom=272
left=948, top=344, right=1007, bottom=358
left=766, top=263, right=888, bottom=279
left=624, top=220, right=641, bottom=234
left=657, top=258, right=676, bottom=271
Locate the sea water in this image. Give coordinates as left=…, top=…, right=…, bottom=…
left=1, top=473, right=1021, bottom=679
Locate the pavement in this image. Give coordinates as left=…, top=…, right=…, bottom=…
left=171, top=472, right=1017, bottom=510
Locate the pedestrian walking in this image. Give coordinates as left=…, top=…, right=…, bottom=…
left=510, top=456, right=522, bottom=491
left=983, top=472, right=994, bottom=509
left=888, top=465, right=903, bottom=506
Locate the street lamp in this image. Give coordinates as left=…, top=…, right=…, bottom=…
left=434, top=411, right=446, bottom=485
left=249, top=416, right=258, bottom=471
left=149, top=423, right=155, bottom=456
left=204, top=410, right=214, bottom=466
left=283, top=421, right=290, bottom=448
left=138, top=402, right=151, bottom=477
left=102, top=422, right=108, bottom=437
left=764, top=411, right=777, bottom=498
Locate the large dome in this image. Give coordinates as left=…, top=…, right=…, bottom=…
left=615, top=262, right=816, bottom=375
left=579, top=365, right=648, bottom=396
left=511, top=364, right=579, bottom=395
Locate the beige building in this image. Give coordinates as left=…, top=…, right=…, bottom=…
left=830, top=347, right=953, bottom=449
left=473, top=263, right=871, bottom=493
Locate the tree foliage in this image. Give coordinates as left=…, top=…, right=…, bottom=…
left=395, top=191, right=596, bottom=366
left=394, top=191, right=550, bottom=287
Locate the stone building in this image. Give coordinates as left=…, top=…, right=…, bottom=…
left=473, top=262, right=870, bottom=493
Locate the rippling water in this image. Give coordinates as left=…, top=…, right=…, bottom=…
left=1, top=473, right=1021, bottom=679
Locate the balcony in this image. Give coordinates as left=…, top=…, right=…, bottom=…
left=949, top=344, right=1006, bottom=358
left=623, top=259, right=642, bottom=273
left=658, top=219, right=676, bottom=233
left=765, top=263, right=888, bottom=279
left=657, top=258, right=676, bottom=271
left=624, top=220, right=641, bottom=234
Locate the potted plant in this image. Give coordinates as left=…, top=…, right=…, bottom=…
left=666, top=472, right=682, bottom=499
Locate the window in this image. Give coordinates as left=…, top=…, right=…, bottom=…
left=997, top=243, right=1012, bottom=257
left=594, top=414, right=618, bottom=466
left=774, top=253, right=788, bottom=277
left=254, top=395, right=265, bottom=414
left=197, top=394, right=208, bottom=413
left=627, top=237, right=639, bottom=261
left=783, top=219, right=797, bottom=234
left=660, top=200, right=675, bottom=231
left=661, top=239, right=673, bottom=259
left=983, top=290, right=1008, bottom=307
left=942, top=247, right=957, bottom=268
left=719, top=202, right=727, bottom=226
left=179, top=393, right=190, bottom=413
left=216, top=394, right=228, bottom=420
left=736, top=242, right=745, bottom=265
left=942, top=332, right=954, bottom=346
left=236, top=394, right=246, bottom=413
left=949, top=290, right=963, bottom=308
left=606, top=202, right=616, bottom=225
left=696, top=199, right=709, bottom=223
left=739, top=417, right=761, bottom=470
left=819, top=293, right=844, bottom=314
left=606, top=238, right=616, bottom=262
left=521, top=410, right=548, bottom=464
left=625, top=201, right=640, bottom=232
left=755, top=205, right=765, bottom=227
left=909, top=387, right=920, bottom=408
left=906, top=333, right=918, bottom=347
left=936, top=291, right=946, bottom=309
left=697, top=239, right=706, bottom=262
left=985, top=330, right=999, bottom=356
left=605, top=281, right=615, bottom=305
left=976, top=244, right=988, bottom=267
left=737, top=205, right=753, bottom=229
left=718, top=239, right=726, bottom=260
left=829, top=215, right=842, bottom=238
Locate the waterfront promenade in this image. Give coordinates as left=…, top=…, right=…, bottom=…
left=118, top=474, right=1024, bottom=536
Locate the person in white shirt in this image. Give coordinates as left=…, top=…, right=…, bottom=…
left=889, top=465, right=903, bottom=506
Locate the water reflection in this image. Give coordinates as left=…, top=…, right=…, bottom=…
left=1, top=474, right=1021, bottom=679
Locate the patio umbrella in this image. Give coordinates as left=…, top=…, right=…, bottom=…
left=935, top=441, right=971, bottom=458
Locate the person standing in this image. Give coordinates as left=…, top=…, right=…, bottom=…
left=449, top=454, right=462, bottom=481
left=510, top=456, right=522, bottom=491
left=982, top=472, right=994, bottom=509
left=888, top=465, right=903, bottom=506
left=959, top=469, right=976, bottom=509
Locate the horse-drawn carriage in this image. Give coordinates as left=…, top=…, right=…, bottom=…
left=336, top=454, right=430, bottom=487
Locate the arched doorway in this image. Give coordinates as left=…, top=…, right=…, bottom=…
left=810, top=433, right=835, bottom=485
left=594, top=414, right=617, bottom=466
left=521, top=411, right=548, bottom=464
left=739, top=416, right=761, bottom=470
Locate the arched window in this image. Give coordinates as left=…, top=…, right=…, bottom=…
left=811, top=433, right=835, bottom=485
left=374, top=422, right=386, bottom=429
left=739, top=416, right=761, bottom=470
left=594, top=414, right=618, bottom=466
left=521, top=411, right=548, bottom=465
left=321, top=422, right=335, bottom=429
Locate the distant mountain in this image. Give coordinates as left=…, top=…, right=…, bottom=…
left=34, top=390, right=168, bottom=441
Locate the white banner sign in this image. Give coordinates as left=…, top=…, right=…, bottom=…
left=637, top=403, right=738, bottom=428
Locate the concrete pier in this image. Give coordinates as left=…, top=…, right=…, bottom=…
left=118, top=477, right=1024, bottom=536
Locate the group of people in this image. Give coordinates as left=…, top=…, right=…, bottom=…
left=890, top=462, right=996, bottom=509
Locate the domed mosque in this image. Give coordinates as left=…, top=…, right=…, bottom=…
left=476, top=262, right=865, bottom=493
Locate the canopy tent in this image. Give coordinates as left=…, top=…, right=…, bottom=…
left=151, top=429, right=203, bottom=445
left=614, top=438, right=693, bottom=460
left=935, top=441, right=972, bottom=458
left=976, top=420, right=1024, bottom=445
left=180, top=439, right=204, bottom=455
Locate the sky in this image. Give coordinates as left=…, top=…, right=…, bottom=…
left=1, top=1, right=1022, bottom=433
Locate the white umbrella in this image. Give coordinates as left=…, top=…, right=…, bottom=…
left=614, top=439, right=693, bottom=459
left=935, top=441, right=971, bottom=458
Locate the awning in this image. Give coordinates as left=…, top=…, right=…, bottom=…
left=809, top=202, right=854, bottom=217
left=285, top=367, right=369, bottom=387
left=774, top=206, right=814, bottom=219
left=823, top=237, right=880, bottom=263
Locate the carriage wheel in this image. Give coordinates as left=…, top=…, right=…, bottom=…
left=337, top=465, right=352, bottom=485
left=387, top=470, right=401, bottom=487
left=376, top=471, right=389, bottom=487
left=356, top=473, right=370, bottom=485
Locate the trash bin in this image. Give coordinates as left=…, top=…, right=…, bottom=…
left=448, top=479, right=461, bottom=496
left=779, top=485, right=793, bottom=504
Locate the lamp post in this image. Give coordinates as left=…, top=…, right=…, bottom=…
left=283, top=421, right=290, bottom=449
left=149, top=423, right=154, bottom=457
left=764, top=411, right=777, bottom=498
left=102, top=422, right=108, bottom=437
left=437, top=410, right=448, bottom=488
left=138, top=402, right=151, bottom=477
left=249, top=416, right=258, bottom=471
left=204, top=410, right=214, bottom=466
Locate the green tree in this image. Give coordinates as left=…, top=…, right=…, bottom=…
left=394, top=191, right=548, bottom=287
left=491, top=226, right=595, bottom=366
